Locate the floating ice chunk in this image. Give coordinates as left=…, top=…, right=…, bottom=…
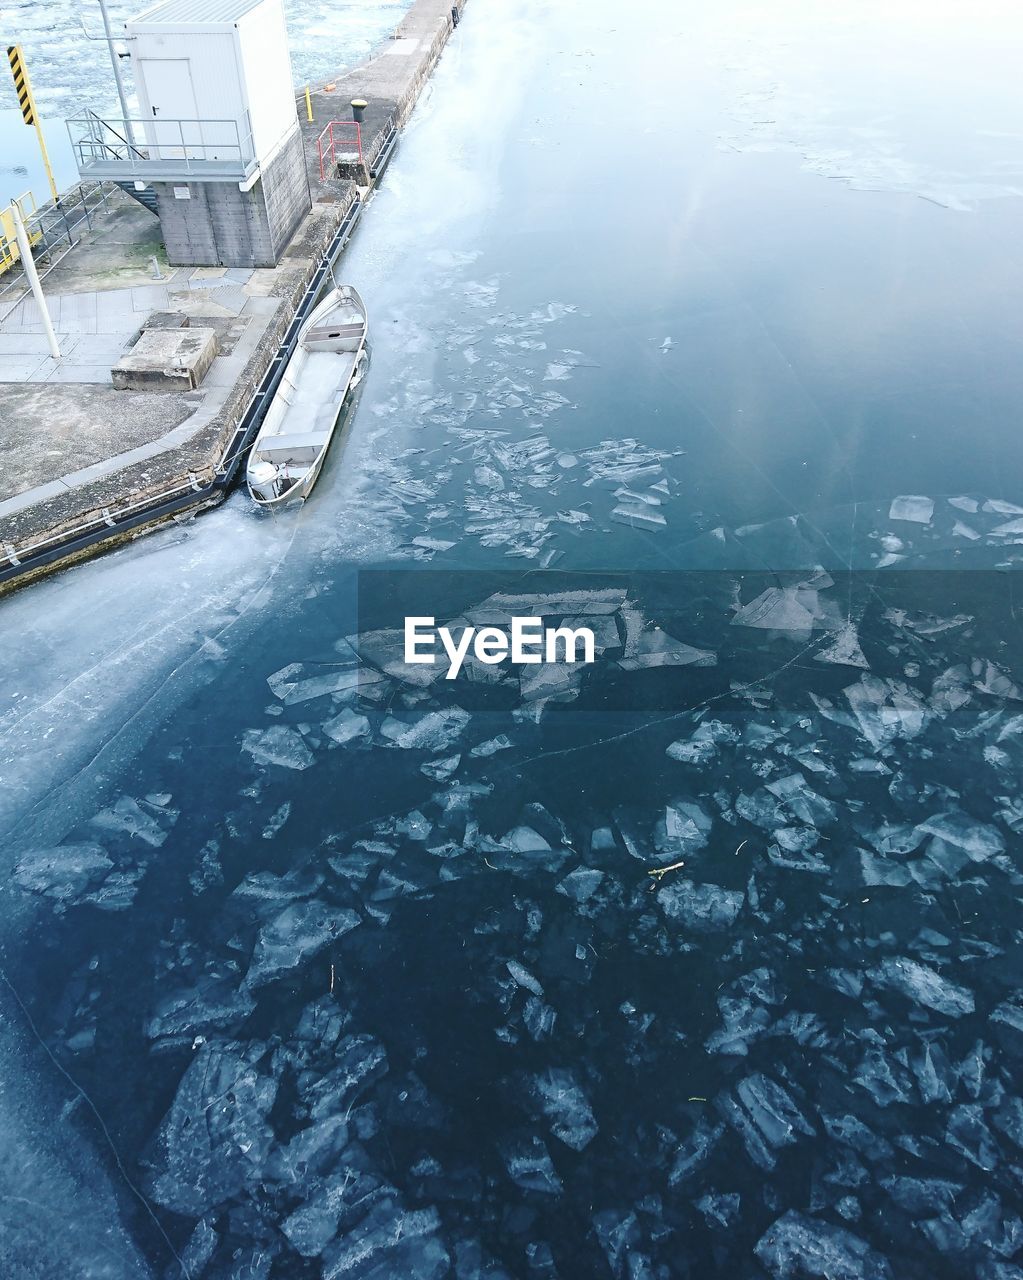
left=755, top=1210, right=893, bottom=1279
left=91, top=795, right=176, bottom=846
left=282, top=1173, right=351, bottom=1257
left=869, top=957, right=974, bottom=1017
left=264, top=1115, right=349, bottom=1185
left=953, top=521, right=981, bottom=540
left=261, top=802, right=292, bottom=840
left=844, top=675, right=930, bottom=750
left=556, top=867, right=605, bottom=903
left=411, top=536, right=456, bottom=551
left=656, top=801, right=713, bottom=858
left=303, top=1034, right=387, bottom=1122
left=853, top=1048, right=914, bottom=1107
left=731, top=587, right=816, bottom=637
left=860, top=850, right=913, bottom=887
left=660, top=337, right=674, bottom=352
left=593, top=1209, right=642, bottom=1278
left=618, top=630, right=715, bottom=671
left=718, top=1074, right=814, bottom=1171
left=280, top=669, right=362, bottom=705
left=420, top=754, right=460, bottom=781
left=501, top=826, right=553, bottom=855
left=507, top=960, right=544, bottom=996
left=669, top=1117, right=725, bottom=1185
left=146, top=974, right=255, bottom=1044
left=544, top=363, right=572, bottom=381
left=813, top=621, right=869, bottom=669
left=611, top=502, right=668, bottom=530
left=657, top=880, right=744, bottom=931
left=984, top=499, right=1023, bottom=515
left=323, top=707, right=371, bottom=745
left=500, top=1136, right=562, bottom=1194
left=246, top=901, right=360, bottom=988
left=242, top=725, right=314, bottom=771
left=705, top=996, right=771, bottom=1056
left=533, top=1068, right=598, bottom=1150
left=321, top=1200, right=447, bottom=1280
left=697, top=1193, right=740, bottom=1229
left=180, top=1218, right=218, bottom=1277
left=973, top=659, right=1023, bottom=701
left=524, top=996, right=557, bottom=1040
left=81, top=868, right=145, bottom=911
left=949, top=496, right=979, bottom=513
left=390, top=709, right=471, bottom=751
left=946, top=1104, right=999, bottom=1170
left=915, top=810, right=1004, bottom=862
left=146, top=1045, right=278, bottom=1216
left=882, top=1176, right=962, bottom=1216
left=470, top=735, right=513, bottom=757
left=822, top=1113, right=894, bottom=1162
left=14, top=844, right=113, bottom=904
left=765, top=773, right=836, bottom=827
left=889, top=495, right=934, bottom=524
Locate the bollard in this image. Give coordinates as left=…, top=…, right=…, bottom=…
left=351, top=98, right=367, bottom=124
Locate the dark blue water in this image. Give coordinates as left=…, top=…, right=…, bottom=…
left=4, top=1, right=1023, bottom=1276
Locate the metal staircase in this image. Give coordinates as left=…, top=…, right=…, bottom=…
left=116, top=181, right=159, bottom=215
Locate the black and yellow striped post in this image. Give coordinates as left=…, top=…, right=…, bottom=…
left=7, top=45, right=58, bottom=203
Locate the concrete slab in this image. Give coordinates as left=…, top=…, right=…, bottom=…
left=112, top=327, right=219, bottom=392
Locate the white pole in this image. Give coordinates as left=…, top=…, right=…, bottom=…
left=11, top=199, right=60, bottom=360
left=97, top=0, right=137, bottom=147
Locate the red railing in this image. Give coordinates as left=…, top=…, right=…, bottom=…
left=317, top=121, right=363, bottom=182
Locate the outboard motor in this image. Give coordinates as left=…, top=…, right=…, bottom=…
left=248, top=459, right=281, bottom=502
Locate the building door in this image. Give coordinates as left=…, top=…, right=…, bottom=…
left=139, top=59, right=202, bottom=160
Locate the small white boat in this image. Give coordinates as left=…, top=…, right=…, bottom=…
left=246, top=284, right=368, bottom=506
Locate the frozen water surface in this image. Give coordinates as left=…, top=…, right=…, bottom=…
left=3, top=0, right=1023, bottom=1275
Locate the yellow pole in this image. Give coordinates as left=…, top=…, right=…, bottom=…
left=32, top=118, right=59, bottom=206
left=305, top=85, right=313, bottom=123
left=7, top=46, right=58, bottom=205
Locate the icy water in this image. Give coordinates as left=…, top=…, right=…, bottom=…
left=0, top=0, right=414, bottom=206
left=4, top=0, right=1023, bottom=1276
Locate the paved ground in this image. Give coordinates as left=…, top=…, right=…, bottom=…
left=0, top=385, right=194, bottom=499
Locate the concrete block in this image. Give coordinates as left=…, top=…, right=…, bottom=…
left=112, top=327, right=219, bottom=392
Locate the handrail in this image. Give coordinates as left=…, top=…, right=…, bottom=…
left=317, top=121, right=363, bottom=183
left=67, top=112, right=257, bottom=178
left=85, top=108, right=147, bottom=162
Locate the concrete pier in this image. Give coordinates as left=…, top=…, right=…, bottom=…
left=0, top=0, right=467, bottom=590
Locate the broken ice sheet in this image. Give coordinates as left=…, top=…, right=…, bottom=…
left=889, top=494, right=935, bottom=524
left=500, top=1135, right=563, bottom=1194
left=657, top=879, right=744, bottom=931
left=242, top=725, right=314, bottom=771
left=533, top=1068, right=598, bottom=1150
left=868, top=957, right=975, bottom=1017
left=14, top=844, right=113, bottom=905
left=246, top=901, right=360, bottom=988
left=145, top=1043, right=278, bottom=1216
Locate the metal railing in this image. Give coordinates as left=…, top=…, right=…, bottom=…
left=67, top=110, right=257, bottom=181
left=0, top=180, right=117, bottom=317
left=317, top=121, right=363, bottom=182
